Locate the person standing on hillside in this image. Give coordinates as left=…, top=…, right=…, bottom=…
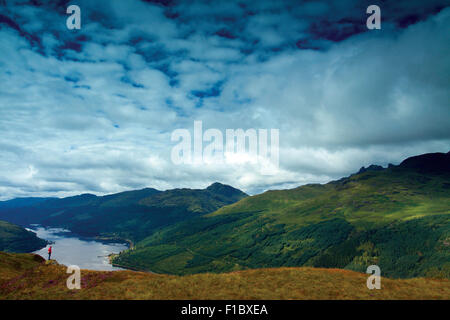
left=48, top=245, right=52, bottom=260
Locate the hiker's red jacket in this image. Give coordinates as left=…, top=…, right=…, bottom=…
left=48, top=247, right=52, bottom=254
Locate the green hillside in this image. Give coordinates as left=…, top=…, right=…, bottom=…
left=1, top=252, right=449, bottom=300
left=0, top=183, right=247, bottom=242
left=0, top=221, right=47, bottom=253
left=113, top=152, right=450, bottom=278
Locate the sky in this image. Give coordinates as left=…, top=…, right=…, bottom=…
left=0, top=0, right=449, bottom=199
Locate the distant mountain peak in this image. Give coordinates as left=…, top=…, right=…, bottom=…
left=398, top=152, right=450, bottom=174
left=206, top=182, right=227, bottom=189
left=357, top=164, right=384, bottom=174
left=206, top=182, right=247, bottom=196
left=353, top=152, right=450, bottom=177
left=78, top=193, right=97, bottom=198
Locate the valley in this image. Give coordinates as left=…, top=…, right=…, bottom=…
left=0, top=152, right=448, bottom=299
left=112, top=152, right=450, bottom=278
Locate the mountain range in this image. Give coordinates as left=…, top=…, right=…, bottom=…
left=0, top=152, right=448, bottom=279
left=112, top=152, right=450, bottom=278
left=0, top=182, right=247, bottom=242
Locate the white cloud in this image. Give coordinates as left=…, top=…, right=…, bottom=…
left=0, top=1, right=449, bottom=200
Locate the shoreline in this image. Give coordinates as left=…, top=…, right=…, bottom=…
left=95, top=236, right=134, bottom=249
left=27, top=225, right=132, bottom=271
left=109, top=261, right=159, bottom=274
left=26, top=225, right=152, bottom=273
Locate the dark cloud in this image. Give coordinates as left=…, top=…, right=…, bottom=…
left=0, top=0, right=449, bottom=199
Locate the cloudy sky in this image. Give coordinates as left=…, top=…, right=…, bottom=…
left=0, top=0, right=449, bottom=199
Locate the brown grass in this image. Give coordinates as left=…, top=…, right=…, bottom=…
left=0, top=253, right=448, bottom=300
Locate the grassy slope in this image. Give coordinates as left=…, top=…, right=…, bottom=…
left=0, top=252, right=449, bottom=300
left=113, top=167, right=450, bottom=278
left=0, top=252, right=45, bottom=282
left=0, top=220, right=47, bottom=253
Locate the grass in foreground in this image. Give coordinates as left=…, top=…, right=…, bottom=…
left=0, top=253, right=449, bottom=300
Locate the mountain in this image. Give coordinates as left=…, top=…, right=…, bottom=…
left=0, top=197, right=56, bottom=209
left=0, top=252, right=448, bottom=299
left=398, top=151, right=450, bottom=174
left=0, top=220, right=47, bottom=253
left=112, top=152, right=450, bottom=278
left=0, top=183, right=247, bottom=242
